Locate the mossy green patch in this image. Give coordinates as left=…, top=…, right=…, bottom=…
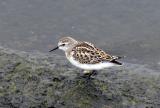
left=9, top=82, right=17, bottom=93
left=62, top=79, right=101, bottom=108
left=0, top=47, right=160, bottom=107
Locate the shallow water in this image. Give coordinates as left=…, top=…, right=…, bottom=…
left=0, top=0, right=159, bottom=70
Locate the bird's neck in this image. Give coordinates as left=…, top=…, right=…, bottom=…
left=65, top=44, right=77, bottom=58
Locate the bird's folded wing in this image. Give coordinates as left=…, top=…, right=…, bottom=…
left=71, top=42, right=113, bottom=64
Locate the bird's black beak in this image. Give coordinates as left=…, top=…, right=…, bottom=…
left=49, top=46, right=59, bottom=52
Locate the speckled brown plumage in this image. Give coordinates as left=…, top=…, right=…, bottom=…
left=69, top=42, right=117, bottom=64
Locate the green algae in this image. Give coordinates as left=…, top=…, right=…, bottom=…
left=0, top=47, right=160, bottom=108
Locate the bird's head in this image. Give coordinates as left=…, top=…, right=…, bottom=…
left=49, top=36, right=78, bottom=52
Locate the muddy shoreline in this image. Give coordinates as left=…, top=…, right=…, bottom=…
left=0, top=46, right=159, bottom=108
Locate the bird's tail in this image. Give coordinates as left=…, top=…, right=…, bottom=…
left=110, top=60, right=122, bottom=65
left=110, top=55, right=125, bottom=65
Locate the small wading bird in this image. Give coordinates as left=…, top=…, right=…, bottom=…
left=49, top=37, right=122, bottom=78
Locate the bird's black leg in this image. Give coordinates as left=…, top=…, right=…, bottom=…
left=91, top=70, right=98, bottom=76
left=82, top=70, right=98, bottom=79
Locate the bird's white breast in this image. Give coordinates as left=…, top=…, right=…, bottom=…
left=67, top=56, right=115, bottom=70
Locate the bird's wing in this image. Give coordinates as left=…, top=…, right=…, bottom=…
left=71, top=42, right=114, bottom=64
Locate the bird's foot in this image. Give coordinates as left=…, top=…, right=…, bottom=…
left=81, top=70, right=98, bottom=79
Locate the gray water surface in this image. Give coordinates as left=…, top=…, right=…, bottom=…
left=0, top=0, right=160, bottom=70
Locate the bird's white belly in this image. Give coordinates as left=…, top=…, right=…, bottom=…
left=68, top=57, right=115, bottom=70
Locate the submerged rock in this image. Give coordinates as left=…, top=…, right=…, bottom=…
left=0, top=46, right=159, bottom=108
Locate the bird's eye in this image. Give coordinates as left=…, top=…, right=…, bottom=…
left=61, top=44, right=65, bottom=46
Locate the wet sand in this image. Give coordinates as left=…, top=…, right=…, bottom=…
left=0, top=46, right=160, bottom=108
